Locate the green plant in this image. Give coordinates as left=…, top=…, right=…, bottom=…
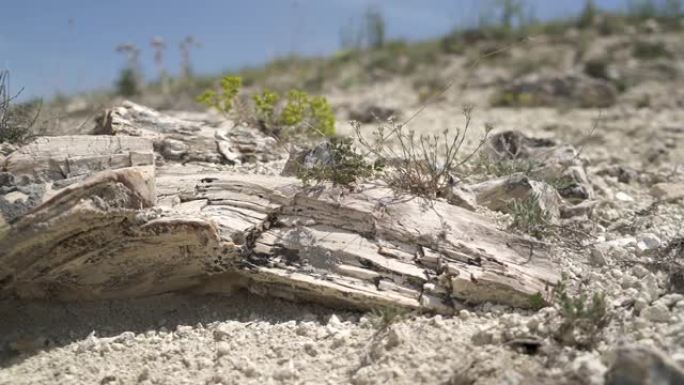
left=252, top=89, right=279, bottom=125
left=368, top=306, right=409, bottom=332
left=281, top=90, right=309, bottom=126
left=584, top=58, right=610, bottom=80
left=491, top=90, right=540, bottom=107
left=472, top=152, right=539, bottom=177
left=632, top=40, right=672, bottom=60
left=364, top=7, right=386, bottom=49
left=338, top=6, right=385, bottom=50
left=577, top=0, right=598, bottom=29
left=116, top=68, right=139, bottom=97
left=492, top=0, right=527, bottom=29
left=0, top=71, right=40, bottom=145
left=309, top=96, right=336, bottom=137
left=279, top=90, right=336, bottom=138
left=197, top=76, right=336, bottom=139
left=626, top=0, right=658, bottom=19
left=508, top=195, right=552, bottom=239
left=354, top=106, right=489, bottom=198
left=196, top=75, right=242, bottom=115
left=296, top=137, right=381, bottom=187
left=528, top=292, right=546, bottom=310
left=554, top=279, right=610, bottom=349
left=413, top=74, right=447, bottom=103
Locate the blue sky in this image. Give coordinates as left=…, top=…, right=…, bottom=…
left=1, top=0, right=627, bottom=100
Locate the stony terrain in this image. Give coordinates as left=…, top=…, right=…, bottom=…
left=2, top=19, right=684, bottom=385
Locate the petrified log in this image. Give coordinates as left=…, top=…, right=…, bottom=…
left=0, top=134, right=559, bottom=312
left=95, top=101, right=283, bottom=165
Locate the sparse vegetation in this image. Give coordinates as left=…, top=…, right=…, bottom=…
left=528, top=292, right=546, bottom=310
left=116, top=68, right=140, bottom=97
left=197, top=75, right=336, bottom=139
left=368, top=306, right=410, bottom=332
left=632, top=40, right=672, bottom=60
left=584, top=57, right=610, bottom=80
left=554, top=279, right=610, bottom=349
left=296, top=137, right=382, bottom=187
left=508, top=195, right=552, bottom=239
left=654, top=237, right=684, bottom=293
left=196, top=75, right=242, bottom=116
left=0, top=71, right=40, bottom=145
left=472, top=153, right=539, bottom=178
left=491, top=91, right=539, bottom=108
left=115, top=43, right=142, bottom=97
left=340, top=6, right=386, bottom=50
left=577, top=0, right=598, bottom=29
left=353, top=106, right=490, bottom=199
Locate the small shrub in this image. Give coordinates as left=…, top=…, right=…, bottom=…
left=632, top=40, right=672, bottom=60
left=412, top=74, right=447, bottom=103
left=0, top=70, right=40, bottom=145
left=554, top=279, right=610, bottom=349
left=584, top=58, right=610, bottom=80
left=308, top=96, right=336, bottom=137
left=491, top=91, right=539, bottom=107
left=472, top=152, right=539, bottom=178
left=653, top=237, right=684, bottom=293
left=281, top=89, right=309, bottom=126
left=528, top=292, right=546, bottom=310
left=196, top=75, right=242, bottom=115
left=115, top=68, right=139, bottom=97
left=296, top=137, right=381, bottom=187
left=577, top=0, right=598, bottom=29
left=508, top=195, right=552, bottom=239
left=368, top=306, right=409, bottom=332
left=354, top=106, right=489, bottom=198
left=252, top=88, right=279, bottom=125
left=364, top=7, right=386, bottom=49
left=626, top=0, right=659, bottom=19
left=197, top=75, right=336, bottom=139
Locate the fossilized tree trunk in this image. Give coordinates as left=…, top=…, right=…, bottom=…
left=0, top=110, right=560, bottom=313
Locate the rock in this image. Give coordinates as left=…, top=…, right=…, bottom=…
left=160, top=138, right=188, bottom=160
left=331, top=329, right=352, bottom=349
left=327, top=314, right=343, bottom=329
left=216, top=342, right=231, bottom=357
left=385, top=326, right=405, bottom=349
left=469, top=173, right=561, bottom=221
left=96, top=101, right=282, bottom=164
left=641, top=303, right=670, bottom=323
left=650, top=183, right=684, bottom=203
left=637, top=233, right=662, bottom=254
left=570, top=353, right=607, bottom=385
left=615, top=191, right=635, bottom=202
left=481, top=131, right=594, bottom=203
left=589, top=247, right=607, bottom=267
left=348, top=105, right=400, bottom=123
left=634, top=295, right=650, bottom=312
left=632, top=265, right=650, bottom=279
left=595, top=165, right=638, bottom=184
left=561, top=200, right=599, bottom=219
left=654, top=293, right=684, bottom=308
left=497, top=73, right=618, bottom=108
left=280, top=140, right=334, bottom=177
left=605, top=345, right=684, bottom=385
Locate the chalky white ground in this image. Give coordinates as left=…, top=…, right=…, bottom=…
left=2, top=40, right=684, bottom=384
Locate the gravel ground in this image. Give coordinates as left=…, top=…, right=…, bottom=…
left=3, top=28, right=684, bottom=385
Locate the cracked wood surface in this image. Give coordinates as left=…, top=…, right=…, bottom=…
left=0, top=131, right=559, bottom=313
